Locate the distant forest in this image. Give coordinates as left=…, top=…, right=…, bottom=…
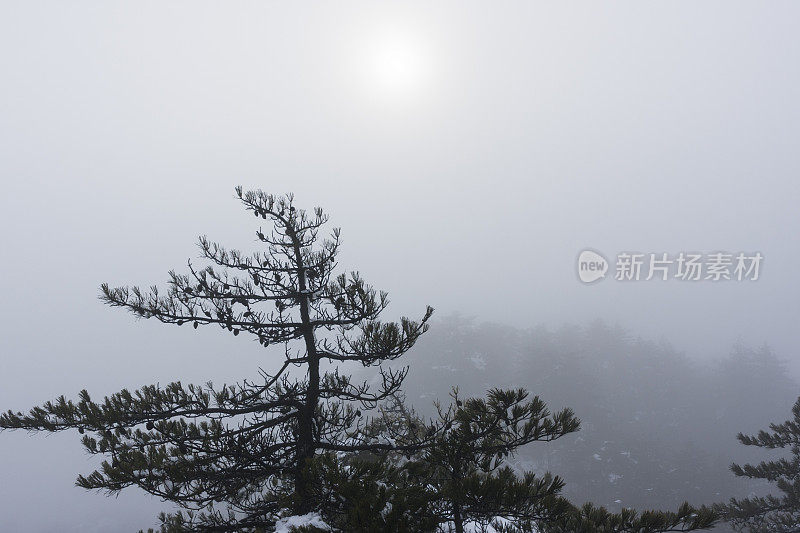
left=381, top=316, right=797, bottom=533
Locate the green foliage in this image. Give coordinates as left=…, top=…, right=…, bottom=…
left=718, top=396, right=800, bottom=532
left=331, top=389, right=717, bottom=533
left=538, top=502, right=717, bottom=532
left=0, top=189, right=432, bottom=532
left=308, top=452, right=438, bottom=532
left=415, top=388, right=579, bottom=532
left=0, top=189, right=720, bottom=533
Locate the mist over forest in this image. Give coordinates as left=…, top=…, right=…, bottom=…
left=389, top=316, right=798, bottom=532
left=2, top=2, right=800, bottom=532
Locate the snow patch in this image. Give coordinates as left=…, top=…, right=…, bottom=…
left=274, top=513, right=330, bottom=532
left=462, top=517, right=538, bottom=532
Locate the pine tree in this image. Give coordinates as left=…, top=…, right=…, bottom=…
left=719, top=396, right=800, bottom=532
left=0, top=188, right=721, bottom=533
left=310, top=388, right=577, bottom=532
left=414, top=389, right=716, bottom=533
left=416, top=388, right=579, bottom=533
left=537, top=501, right=718, bottom=533
left=324, top=389, right=717, bottom=533
left=0, top=188, right=433, bottom=532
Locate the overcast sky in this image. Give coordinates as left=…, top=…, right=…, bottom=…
left=1, top=2, right=799, bottom=531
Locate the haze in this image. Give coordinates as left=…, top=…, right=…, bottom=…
left=1, top=2, right=799, bottom=531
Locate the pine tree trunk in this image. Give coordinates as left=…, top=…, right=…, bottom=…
left=453, top=501, right=465, bottom=533
left=292, top=231, right=319, bottom=514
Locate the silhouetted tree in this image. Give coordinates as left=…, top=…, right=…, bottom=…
left=0, top=188, right=432, bottom=532
left=416, top=388, right=579, bottom=533
left=0, top=190, right=721, bottom=533
left=325, top=389, right=716, bottom=533
left=719, top=396, right=800, bottom=532
left=539, top=501, right=718, bottom=533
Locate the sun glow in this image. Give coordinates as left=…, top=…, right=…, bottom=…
left=364, top=32, right=431, bottom=100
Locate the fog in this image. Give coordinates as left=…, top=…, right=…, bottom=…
left=1, top=2, right=799, bottom=531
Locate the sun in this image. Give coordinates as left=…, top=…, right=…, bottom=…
left=364, top=33, right=431, bottom=100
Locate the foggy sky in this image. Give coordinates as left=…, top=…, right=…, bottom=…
left=1, top=2, right=799, bottom=531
